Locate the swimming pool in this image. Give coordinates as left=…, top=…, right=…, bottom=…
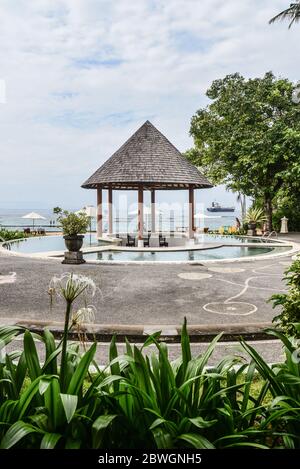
left=83, top=245, right=290, bottom=262
left=4, top=233, right=278, bottom=254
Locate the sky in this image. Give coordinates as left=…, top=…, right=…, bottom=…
left=0, top=0, right=299, bottom=211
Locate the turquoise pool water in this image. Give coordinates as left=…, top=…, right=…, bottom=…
left=83, top=246, right=289, bottom=262
left=4, top=234, right=275, bottom=254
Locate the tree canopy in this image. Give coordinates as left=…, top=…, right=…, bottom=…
left=188, top=72, right=300, bottom=230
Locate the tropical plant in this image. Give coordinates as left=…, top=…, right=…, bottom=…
left=0, top=273, right=102, bottom=449
left=0, top=229, right=29, bottom=241
left=241, top=329, right=300, bottom=448
left=55, top=209, right=89, bottom=236
left=270, top=256, right=300, bottom=338
left=244, top=207, right=267, bottom=227
left=2, top=273, right=300, bottom=449
left=0, top=320, right=269, bottom=449
left=269, top=1, right=300, bottom=28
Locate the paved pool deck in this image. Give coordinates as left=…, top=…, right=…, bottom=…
left=0, top=233, right=299, bottom=334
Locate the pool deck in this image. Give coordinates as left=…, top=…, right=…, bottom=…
left=0, top=233, right=299, bottom=334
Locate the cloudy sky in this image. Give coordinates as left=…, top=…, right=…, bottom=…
left=0, top=0, right=299, bottom=210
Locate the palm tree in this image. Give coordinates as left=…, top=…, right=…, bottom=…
left=269, top=2, right=300, bottom=28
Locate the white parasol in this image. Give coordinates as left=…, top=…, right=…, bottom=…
left=22, top=211, right=46, bottom=229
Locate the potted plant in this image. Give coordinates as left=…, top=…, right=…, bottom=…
left=55, top=209, right=89, bottom=252
left=244, top=207, right=267, bottom=233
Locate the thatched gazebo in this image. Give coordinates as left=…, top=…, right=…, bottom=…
left=82, top=121, right=212, bottom=245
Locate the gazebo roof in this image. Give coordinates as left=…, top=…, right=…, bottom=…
left=82, top=120, right=212, bottom=190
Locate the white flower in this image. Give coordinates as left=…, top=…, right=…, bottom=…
left=71, top=305, right=96, bottom=326
left=49, top=273, right=97, bottom=303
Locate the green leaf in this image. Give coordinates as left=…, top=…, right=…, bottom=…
left=0, top=325, right=25, bottom=349
left=44, top=377, right=62, bottom=429
left=181, top=317, right=191, bottom=373
left=142, top=331, right=162, bottom=348
left=178, top=433, right=215, bottom=449
left=39, top=379, right=51, bottom=395
left=67, top=343, right=96, bottom=395
left=152, top=428, right=173, bottom=449
left=240, top=338, right=285, bottom=396
left=149, top=418, right=166, bottom=430
left=17, top=376, right=43, bottom=420
left=92, top=415, right=117, bottom=449
left=0, top=421, right=41, bottom=449
left=24, top=330, right=41, bottom=381
left=40, top=432, right=62, bottom=449
left=189, top=416, right=218, bottom=429
left=98, top=375, right=126, bottom=389
left=60, top=393, right=78, bottom=423
left=43, top=329, right=57, bottom=375
left=15, top=351, right=27, bottom=394
left=42, top=347, right=62, bottom=374
left=109, top=335, right=120, bottom=391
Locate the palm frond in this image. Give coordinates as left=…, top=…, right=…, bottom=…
left=269, top=2, right=300, bottom=28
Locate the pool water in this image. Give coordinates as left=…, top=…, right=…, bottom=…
left=4, top=234, right=100, bottom=254
left=83, top=246, right=289, bottom=262
left=5, top=233, right=278, bottom=254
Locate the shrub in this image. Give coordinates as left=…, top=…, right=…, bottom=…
left=270, top=256, right=300, bottom=337
left=0, top=229, right=27, bottom=241
left=272, top=195, right=300, bottom=233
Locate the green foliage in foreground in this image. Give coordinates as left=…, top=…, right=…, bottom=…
left=1, top=321, right=300, bottom=449
left=271, top=256, right=300, bottom=337
left=0, top=229, right=27, bottom=242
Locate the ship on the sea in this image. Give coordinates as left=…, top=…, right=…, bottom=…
left=207, top=202, right=235, bottom=213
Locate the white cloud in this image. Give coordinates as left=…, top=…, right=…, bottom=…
left=0, top=0, right=298, bottom=208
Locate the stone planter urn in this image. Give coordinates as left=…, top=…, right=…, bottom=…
left=62, top=235, right=85, bottom=264
left=247, top=222, right=257, bottom=236
left=64, top=234, right=84, bottom=252
left=248, top=222, right=256, bottom=231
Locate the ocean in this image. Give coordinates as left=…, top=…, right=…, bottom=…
left=0, top=208, right=241, bottom=233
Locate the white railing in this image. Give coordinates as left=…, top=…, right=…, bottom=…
left=261, top=231, right=278, bottom=242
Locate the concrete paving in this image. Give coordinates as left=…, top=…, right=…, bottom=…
left=0, top=235, right=298, bottom=327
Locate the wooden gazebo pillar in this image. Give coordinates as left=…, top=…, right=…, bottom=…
left=138, top=186, right=144, bottom=245
left=151, top=189, right=155, bottom=233
left=96, top=187, right=103, bottom=239
left=189, top=186, right=195, bottom=239
left=108, top=186, right=113, bottom=235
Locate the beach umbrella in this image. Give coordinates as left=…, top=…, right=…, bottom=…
left=22, top=211, right=46, bottom=229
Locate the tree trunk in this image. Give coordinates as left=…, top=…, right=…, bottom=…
left=264, top=195, right=273, bottom=232
left=241, top=194, right=247, bottom=220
